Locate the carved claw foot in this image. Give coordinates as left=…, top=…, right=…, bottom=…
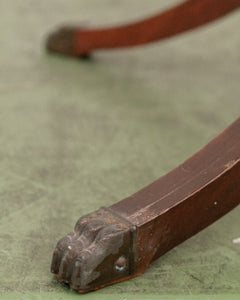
left=51, top=117, right=240, bottom=293
left=51, top=207, right=136, bottom=293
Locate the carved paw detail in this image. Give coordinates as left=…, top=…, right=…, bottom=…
left=51, top=207, right=135, bottom=293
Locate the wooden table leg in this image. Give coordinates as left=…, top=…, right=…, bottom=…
left=46, top=0, right=240, bottom=57
left=51, top=117, right=240, bottom=293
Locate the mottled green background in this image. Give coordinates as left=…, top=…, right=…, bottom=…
left=0, top=1, right=239, bottom=299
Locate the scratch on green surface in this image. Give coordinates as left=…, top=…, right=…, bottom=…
left=0, top=0, right=240, bottom=298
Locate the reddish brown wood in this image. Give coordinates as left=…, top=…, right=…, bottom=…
left=51, top=117, right=240, bottom=293
left=111, top=117, right=240, bottom=273
left=48, top=0, right=240, bottom=293
left=46, top=0, right=240, bottom=57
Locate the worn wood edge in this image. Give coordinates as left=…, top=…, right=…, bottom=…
left=110, top=117, right=240, bottom=272
left=111, top=117, right=240, bottom=224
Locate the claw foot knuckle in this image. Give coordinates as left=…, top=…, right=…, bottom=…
left=51, top=207, right=136, bottom=292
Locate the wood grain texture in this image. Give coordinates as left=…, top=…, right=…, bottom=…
left=0, top=0, right=240, bottom=298
left=50, top=117, right=240, bottom=292
left=111, top=118, right=240, bottom=275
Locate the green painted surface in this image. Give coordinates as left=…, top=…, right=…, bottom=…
left=0, top=1, right=240, bottom=299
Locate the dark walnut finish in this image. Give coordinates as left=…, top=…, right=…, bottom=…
left=51, top=117, right=240, bottom=293
left=46, top=0, right=240, bottom=57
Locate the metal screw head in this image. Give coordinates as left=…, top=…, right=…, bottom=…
left=115, top=256, right=127, bottom=272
